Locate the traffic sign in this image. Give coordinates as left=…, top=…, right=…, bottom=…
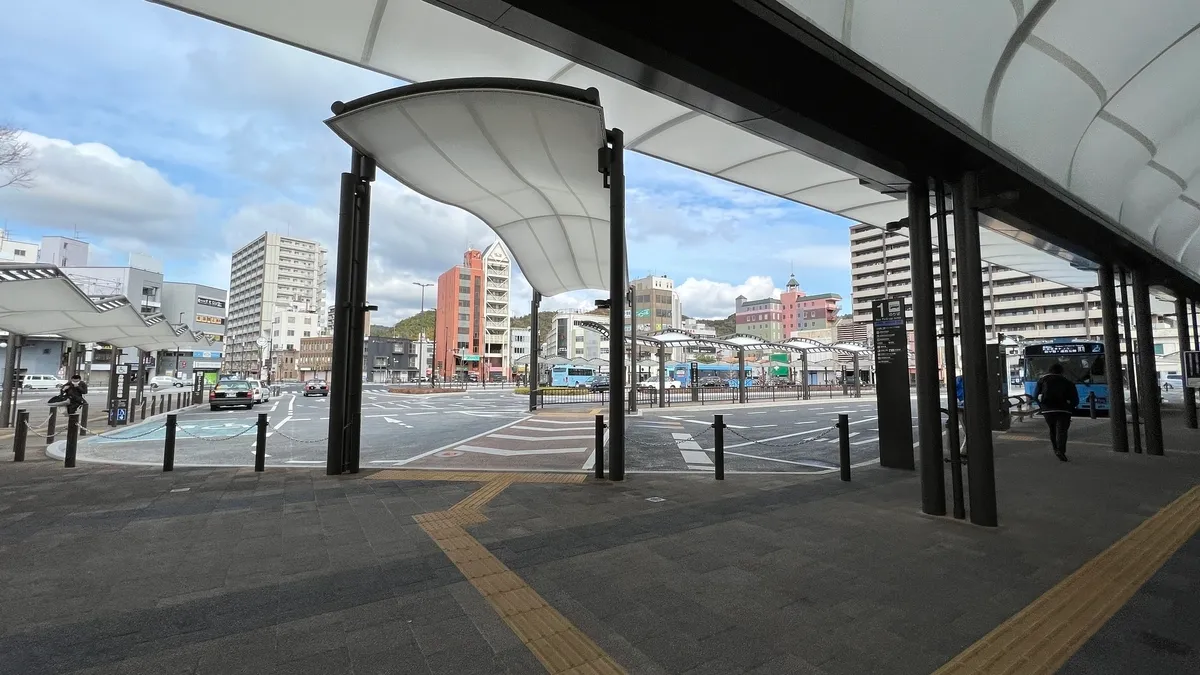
left=1184, top=351, right=1200, bottom=388
left=115, top=365, right=129, bottom=375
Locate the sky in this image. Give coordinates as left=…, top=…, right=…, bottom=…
left=0, top=0, right=856, bottom=324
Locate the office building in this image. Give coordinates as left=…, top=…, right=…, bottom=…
left=0, top=229, right=38, bottom=263
left=434, top=241, right=511, bottom=381
left=36, top=234, right=88, bottom=267
left=365, top=336, right=417, bottom=383
left=781, top=275, right=841, bottom=336
left=297, top=336, right=334, bottom=381
left=415, top=334, right=436, bottom=379
left=66, top=254, right=164, bottom=315
left=225, top=233, right=327, bottom=375
left=270, top=305, right=322, bottom=352
left=509, top=328, right=530, bottom=380
left=542, top=311, right=609, bottom=361
left=161, top=282, right=228, bottom=378
left=734, top=295, right=784, bottom=341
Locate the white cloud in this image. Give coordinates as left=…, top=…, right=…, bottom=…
left=676, top=275, right=783, bottom=319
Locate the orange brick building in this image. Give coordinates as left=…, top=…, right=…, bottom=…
left=434, top=242, right=512, bottom=381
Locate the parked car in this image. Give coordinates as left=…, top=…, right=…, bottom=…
left=640, top=379, right=681, bottom=390
left=149, top=375, right=185, bottom=389
left=304, top=379, right=329, bottom=397
left=209, top=380, right=254, bottom=410
left=21, top=374, right=67, bottom=390
left=1159, top=374, right=1185, bottom=391
left=698, top=375, right=725, bottom=388
left=245, top=379, right=270, bottom=404
left=589, top=375, right=610, bottom=392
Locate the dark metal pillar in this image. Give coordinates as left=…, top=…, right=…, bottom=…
left=1193, top=299, right=1199, bottom=350
left=852, top=352, right=861, bottom=398
left=657, top=344, right=666, bottom=408
left=1133, top=270, right=1163, bottom=456
left=800, top=351, right=810, bottom=399
left=909, top=179, right=945, bottom=516
left=1098, top=263, right=1129, bottom=452
left=529, top=292, right=540, bottom=411
left=737, top=347, right=746, bottom=403
left=326, top=151, right=375, bottom=475
left=135, top=349, right=146, bottom=416
left=1176, top=295, right=1197, bottom=429
left=934, top=178, right=964, bottom=519
left=0, top=333, right=17, bottom=428
left=628, top=284, right=637, bottom=413
left=952, top=173, right=998, bottom=527
left=604, top=128, right=626, bottom=481
left=1119, top=268, right=1143, bottom=454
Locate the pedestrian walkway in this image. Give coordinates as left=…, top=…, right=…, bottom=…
left=0, top=410, right=1195, bottom=674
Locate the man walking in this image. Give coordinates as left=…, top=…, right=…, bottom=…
left=1034, top=363, right=1079, bottom=461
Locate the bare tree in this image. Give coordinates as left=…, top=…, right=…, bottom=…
left=0, top=125, right=33, bottom=190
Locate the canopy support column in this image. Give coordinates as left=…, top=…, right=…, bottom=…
left=0, top=333, right=18, bottom=428
left=738, top=347, right=746, bottom=403
left=952, top=173, right=997, bottom=527
left=1119, top=268, right=1143, bottom=454
left=657, top=345, right=666, bottom=408
left=853, top=352, right=861, bottom=398
left=1133, top=270, right=1163, bottom=456
left=909, top=179, right=945, bottom=517
left=326, top=151, right=375, bottom=475
left=529, top=292, right=540, bottom=412
left=604, top=128, right=626, bottom=481
left=935, top=179, right=964, bottom=519
left=135, top=349, right=146, bottom=413
left=628, top=284, right=637, bottom=414
left=1099, top=263, right=1129, bottom=452
left=800, top=351, right=810, bottom=400
left=1176, top=295, right=1197, bottom=429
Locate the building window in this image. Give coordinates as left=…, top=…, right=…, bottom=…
left=303, top=331, right=311, bottom=337
left=287, top=317, right=296, bottom=323
left=287, top=330, right=295, bottom=336
left=303, top=317, right=311, bottom=325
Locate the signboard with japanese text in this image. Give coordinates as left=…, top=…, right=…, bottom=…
left=872, top=299, right=914, bottom=469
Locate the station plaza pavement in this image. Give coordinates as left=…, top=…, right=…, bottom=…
left=0, top=404, right=1197, bottom=674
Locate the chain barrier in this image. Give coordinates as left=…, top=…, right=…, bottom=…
left=77, top=423, right=167, bottom=440
left=724, top=425, right=837, bottom=448
left=633, top=423, right=712, bottom=449
left=23, top=418, right=51, bottom=433
left=175, top=424, right=258, bottom=442
left=272, top=429, right=329, bottom=444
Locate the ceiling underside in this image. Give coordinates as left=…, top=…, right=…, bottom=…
left=148, top=0, right=1183, bottom=290
left=780, top=0, right=1200, bottom=281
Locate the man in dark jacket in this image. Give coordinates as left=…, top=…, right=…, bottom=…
left=1034, top=363, right=1079, bottom=461
left=60, top=375, right=88, bottom=416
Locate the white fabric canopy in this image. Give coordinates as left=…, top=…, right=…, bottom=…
left=151, top=0, right=1187, bottom=289
left=326, top=84, right=610, bottom=297
left=780, top=0, right=1200, bottom=278
left=0, top=264, right=222, bottom=351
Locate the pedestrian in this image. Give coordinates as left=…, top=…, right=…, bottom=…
left=1034, top=363, right=1079, bottom=462
left=60, top=374, right=89, bottom=416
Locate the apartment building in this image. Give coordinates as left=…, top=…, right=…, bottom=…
left=270, top=305, right=321, bottom=352
left=848, top=223, right=1176, bottom=355
left=225, top=233, right=327, bottom=375
left=509, top=328, right=530, bottom=379
left=781, top=274, right=842, bottom=336
left=297, top=336, right=334, bottom=381
left=0, top=229, right=38, bottom=263
left=734, top=296, right=784, bottom=341
left=433, top=242, right=511, bottom=381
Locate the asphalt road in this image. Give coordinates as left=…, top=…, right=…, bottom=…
left=58, top=384, right=532, bottom=468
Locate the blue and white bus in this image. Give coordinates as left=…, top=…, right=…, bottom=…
left=668, top=362, right=756, bottom=388
left=549, top=365, right=597, bottom=388
left=1023, top=340, right=1108, bottom=413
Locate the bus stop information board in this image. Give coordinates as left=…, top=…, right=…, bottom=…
left=872, top=299, right=915, bottom=470
left=1185, top=351, right=1200, bottom=388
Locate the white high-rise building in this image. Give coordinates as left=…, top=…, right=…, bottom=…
left=481, top=241, right=512, bottom=380
left=225, top=233, right=327, bottom=374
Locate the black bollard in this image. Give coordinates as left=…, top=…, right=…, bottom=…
left=713, top=414, right=726, bottom=480
left=141, top=397, right=147, bottom=421
left=254, top=413, right=267, bottom=472
left=13, top=409, right=28, bottom=462
left=838, top=414, right=850, bottom=481
left=594, top=414, right=606, bottom=479
left=163, top=413, right=177, bottom=472
left=64, top=412, right=80, bottom=468
left=1088, top=392, right=1097, bottom=420
left=150, top=396, right=158, bottom=417
left=80, top=402, right=90, bottom=437
left=46, top=406, right=59, bottom=445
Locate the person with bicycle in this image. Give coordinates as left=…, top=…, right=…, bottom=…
left=1034, top=363, right=1079, bottom=462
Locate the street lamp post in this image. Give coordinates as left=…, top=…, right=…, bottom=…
left=413, top=281, right=433, bottom=386
left=175, top=312, right=187, bottom=377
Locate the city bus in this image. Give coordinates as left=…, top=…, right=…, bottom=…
left=1022, top=340, right=1108, bottom=413
left=669, top=362, right=756, bottom=387
left=549, top=365, right=597, bottom=388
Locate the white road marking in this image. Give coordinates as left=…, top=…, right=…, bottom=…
left=285, top=460, right=325, bottom=464
left=383, top=416, right=412, bottom=428
left=287, top=395, right=295, bottom=415
left=723, top=426, right=835, bottom=450
left=795, top=421, right=818, bottom=425
left=273, top=416, right=292, bottom=430
left=406, top=411, right=438, bottom=416
left=750, top=424, right=777, bottom=428
left=851, top=439, right=875, bottom=446
left=722, top=450, right=836, bottom=469
left=514, top=418, right=594, bottom=425
left=679, top=449, right=712, bottom=465
left=455, top=445, right=586, bottom=456
left=848, top=416, right=879, bottom=425
left=488, top=433, right=593, bottom=441
left=289, top=418, right=311, bottom=422
left=660, top=415, right=749, bottom=429
left=383, top=417, right=530, bottom=466
left=509, top=424, right=593, bottom=432
left=746, top=411, right=767, bottom=415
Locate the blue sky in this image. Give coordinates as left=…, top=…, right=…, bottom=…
left=0, top=0, right=855, bottom=322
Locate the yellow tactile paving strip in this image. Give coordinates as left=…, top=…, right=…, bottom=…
left=369, top=469, right=623, bottom=674
left=935, top=484, right=1200, bottom=675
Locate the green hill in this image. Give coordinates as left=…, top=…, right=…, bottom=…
left=512, top=311, right=556, bottom=346
left=371, top=309, right=436, bottom=340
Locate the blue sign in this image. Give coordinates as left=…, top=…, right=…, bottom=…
left=116, top=409, right=127, bottom=422
left=192, top=351, right=222, bottom=359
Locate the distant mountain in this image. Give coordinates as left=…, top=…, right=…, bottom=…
left=511, top=311, right=556, bottom=346
left=371, top=309, right=435, bottom=341
left=708, top=313, right=736, bottom=337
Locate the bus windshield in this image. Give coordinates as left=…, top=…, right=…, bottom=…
left=1025, top=354, right=1106, bottom=385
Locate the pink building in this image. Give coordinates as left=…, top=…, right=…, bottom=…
left=780, top=275, right=841, bottom=337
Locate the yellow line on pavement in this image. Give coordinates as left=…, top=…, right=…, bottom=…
left=371, top=470, right=621, bottom=674
left=934, top=485, right=1200, bottom=675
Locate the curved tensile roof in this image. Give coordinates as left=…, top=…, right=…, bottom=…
left=148, top=0, right=1161, bottom=290
left=0, top=264, right=223, bottom=351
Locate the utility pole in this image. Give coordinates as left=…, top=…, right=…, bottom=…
left=413, top=281, right=433, bottom=384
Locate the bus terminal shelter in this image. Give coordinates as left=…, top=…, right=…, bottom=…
left=152, top=0, right=1200, bottom=527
